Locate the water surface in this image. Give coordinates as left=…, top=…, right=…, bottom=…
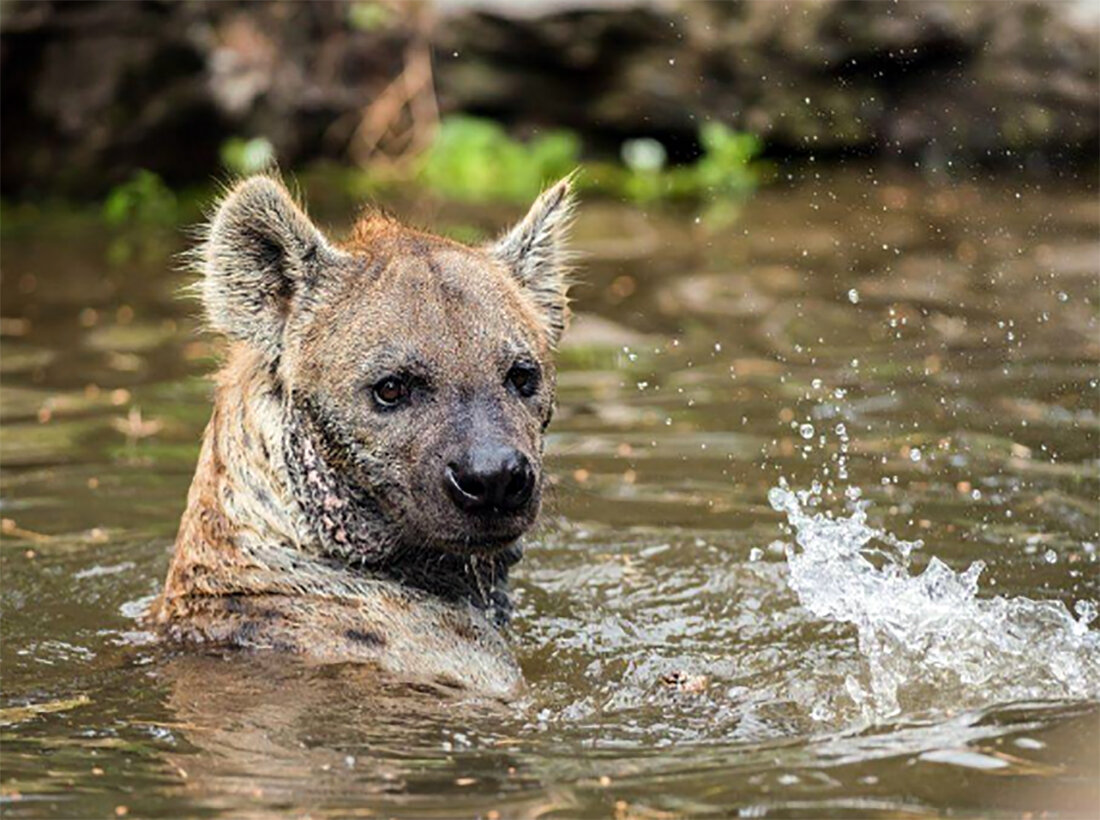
left=2, top=168, right=1098, bottom=817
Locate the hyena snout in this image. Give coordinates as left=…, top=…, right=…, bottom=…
left=445, top=444, right=536, bottom=515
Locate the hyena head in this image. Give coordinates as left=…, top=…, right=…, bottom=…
left=201, top=174, right=575, bottom=567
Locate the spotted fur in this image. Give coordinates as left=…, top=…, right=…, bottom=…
left=150, top=174, right=576, bottom=698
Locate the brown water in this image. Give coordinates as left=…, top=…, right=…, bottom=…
left=2, top=169, right=1098, bottom=818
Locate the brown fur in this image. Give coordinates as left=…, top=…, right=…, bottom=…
left=150, top=174, right=575, bottom=698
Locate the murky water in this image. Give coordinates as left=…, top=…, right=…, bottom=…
left=2, top=169, right=1098, bottom=818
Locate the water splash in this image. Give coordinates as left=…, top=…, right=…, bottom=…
left=769, top=481, right=1100, bottom=721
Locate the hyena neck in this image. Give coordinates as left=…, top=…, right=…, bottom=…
left=165, top=346, right=517, bottom=621
left=377, top=542, right=523, bottom=627
left=160, top=347, right=309, bottom=603
left=284, top=396, right=397, bottom=565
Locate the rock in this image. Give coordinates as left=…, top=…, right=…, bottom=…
left=2, top=0, right=1096, bottom=196
left=437, top=1, right=1098, bottom=164
left=0, top=0, right=408, bottom=196
left=657, top=272, right=776, bottom=320
left=560, top=312, right=652, bottom=352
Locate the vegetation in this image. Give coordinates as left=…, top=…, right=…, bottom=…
left=101, top=170, right=179, bottom=228
left=602, top=124, right=762, bottom=202
left=220, top=137, right=277, bottom=177
left=415, top=116, right=763, bottom=204
left=417, top=116, right=580, bottom=203
left=0, top=117, right=764, bottom=238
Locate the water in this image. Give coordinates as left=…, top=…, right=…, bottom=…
left=769, top=480, right=1100, bottom=723
left=2, top=168, right=1098, bottom=816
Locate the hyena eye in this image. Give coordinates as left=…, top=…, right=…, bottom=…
left=372, top=376, right=408, bottom=408
left=506, top=363, right=540, bottom=398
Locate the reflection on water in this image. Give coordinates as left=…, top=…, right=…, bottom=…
left=1, top=169, right=1097, bottom=817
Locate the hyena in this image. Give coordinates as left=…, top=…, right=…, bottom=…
left=150, top=174, right=575, bottom=697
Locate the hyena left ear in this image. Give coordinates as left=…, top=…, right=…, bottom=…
left=201, top=175, right=343, bottom=358
left=488, top=175, right=577, bottom=345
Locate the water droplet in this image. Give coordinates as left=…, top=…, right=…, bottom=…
left=800, top=424, right=815, bottom=439
left=909, top=448, right=922, bottom=462
left=1075, top=600, right=1097, bottom=626
left=748, top=547, right=764, bottom=562
left=1044, top=549, right=1057, bottom=564
left=848, top=288, right=860, bottom=304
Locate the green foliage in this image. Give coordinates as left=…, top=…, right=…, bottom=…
left=347, top=1, right=393, bottom=31
left=99, top=170, right=186, bottom=265
left=220, top=136, right=276, bottom=176
left=55, top=118, right=762, bottom=253
left=573, top=122, right=763, bottom=204
left=689, top=123, right=762, bottom=196
left=102, top=170, right=178, bottom=228
left=413, top=116, right=761, bottom=205
left=418, top=116, right=580, bottom=203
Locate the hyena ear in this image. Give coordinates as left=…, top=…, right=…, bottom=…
left=488, top=175, right=576, bottom=345
left=201, top=175, right=341, bottom=357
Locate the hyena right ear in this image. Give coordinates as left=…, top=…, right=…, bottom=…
left=488, top=175, right=576, bottom=346
left=201, top=176, right=341, bottom=357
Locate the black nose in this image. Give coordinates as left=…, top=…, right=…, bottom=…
left=445, top=446, right=535, bottom=513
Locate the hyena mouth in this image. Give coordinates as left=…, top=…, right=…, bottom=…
left=439, top=480, right=543, bottom=553
left=433, top=526, right=530, bottom=554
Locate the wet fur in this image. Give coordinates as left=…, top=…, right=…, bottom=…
left=150, top=174, right=575, bottom=698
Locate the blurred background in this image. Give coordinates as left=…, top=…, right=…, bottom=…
left=2, top=0, right=1098, bottom=200
left=2, top=3, right=1099, bottom=818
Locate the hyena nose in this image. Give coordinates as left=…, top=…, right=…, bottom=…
left=446, top=445, right=534, bottom=513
